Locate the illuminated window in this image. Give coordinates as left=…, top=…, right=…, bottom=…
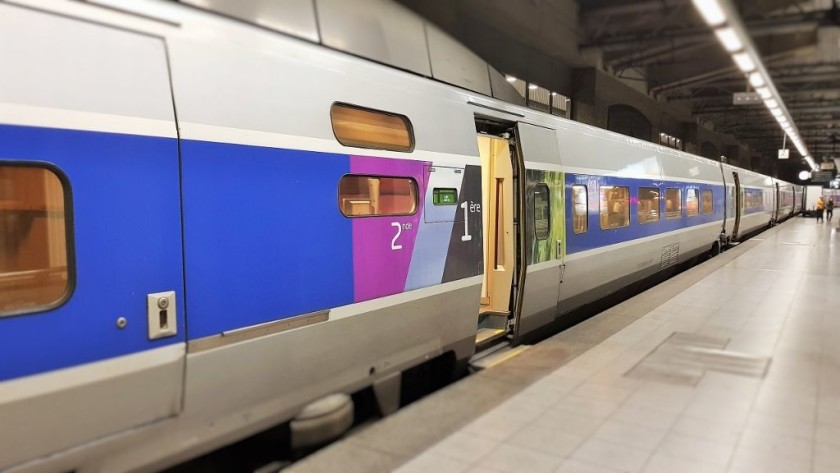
left=600, top=186, right=630, bottom=229
left=702, top=190, right=713, bottom=214
left=686, top=188, right=699, bottom=216
left=534, top=184, right=550, bottom=240
left=638, top=187, right=660, bottom=224
left=1, top=165, right=72, bottom=316
left=665, top=188, right=682, bottom=219
left=572, top=185, right=587, bottom=234
left=338, top=175, right=417, bottom=217
left=330, top=103, right=414, bottom=152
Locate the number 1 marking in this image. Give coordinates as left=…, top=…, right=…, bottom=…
left=391, top=222, right=403, bottom=250
left=461, top=201, right=472, bottom=241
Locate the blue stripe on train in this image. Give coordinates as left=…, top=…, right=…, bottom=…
left=565, top=174, right=727, bottom=254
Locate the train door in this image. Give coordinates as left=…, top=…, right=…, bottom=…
left=732, top=171, right=742, bottom=238
left=0, top=6, right=186, bottom=468
left=514, top=123, right=564, bottom=340
left=474, top=120, right=524, bottom=346
left=775, top=183, right=781, bottom=223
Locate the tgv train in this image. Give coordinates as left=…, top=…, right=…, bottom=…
left=0, top=2, right=803, bottom=472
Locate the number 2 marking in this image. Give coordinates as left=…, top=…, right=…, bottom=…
left=391, top=222, right=403, bottom=250
left=461, top=202, right=472, bottom=241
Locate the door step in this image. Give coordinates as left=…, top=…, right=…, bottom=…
left=469, top=343, right=531, bottom=371
left=476, top=328, right=506, bottom=346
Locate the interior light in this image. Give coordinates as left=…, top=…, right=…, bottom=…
left=732, top=52, right=756, bottom=72
left=748, top=72, right=765, bottom=88
left=756, top=87, right=771, bottom=99
left=714, top=27, right=742, bottom=52
left=692, top=0, right=727, bottom=26
left=505, top=75, right=517, bottom=82
left=528, top=84, right=538, bottom=90
left=764, top=99, right=778, bottom=109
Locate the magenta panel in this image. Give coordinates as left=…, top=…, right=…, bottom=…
left=350, top=156, right=429, bottom=302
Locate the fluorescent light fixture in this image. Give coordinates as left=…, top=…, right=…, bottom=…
left=528, top=84, right=538, bottom=90
left=756, top=87, right=771, bottom=99
left=799, top=171, right=811, bottom=180
left=714, top=27, right=742, bottom=52
left=505, top=75, right=517, bottom=82
left=732, top=52, right=756, bottom=72
left=748, top=72, right=765, bottom=88
left=551, top=92, right=557, bottom=96
left=764, top=99, right=778, bottom=109
left=770, top=108, right=783, bottom=117
left=692, top=0, right=727, bottom=26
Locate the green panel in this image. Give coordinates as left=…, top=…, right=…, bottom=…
left=433, top=187, right=458, bottom=205
left=526, top=170, right=565, bottom=265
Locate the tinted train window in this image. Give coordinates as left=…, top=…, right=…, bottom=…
left=1, top=165, right=72, bottom=316
left=330, top=103, right=414, bottom=152
left=339, top=175, right=417, bottom=217
left=534, top=184, right=550, bottom=240
left=702, top=190, right=713, bottom=214
left=665, top=188, right=682, bottom=219
left=638, top=187, right=660, bottom=224
left=686, top=188, right=699, bottom=216
left=600, top=186, right=630, bottom=229
left=572, top=185, right=587, bottom=234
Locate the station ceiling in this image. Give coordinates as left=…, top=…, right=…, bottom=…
left=400, top=0, right=840, bottom=170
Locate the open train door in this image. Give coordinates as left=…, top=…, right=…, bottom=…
left=473, top=118, right=525, bottom=348
left=732, top=171, right=743, bottom=238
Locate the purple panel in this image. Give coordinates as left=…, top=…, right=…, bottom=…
left=350, top=156, right=429, bottom=302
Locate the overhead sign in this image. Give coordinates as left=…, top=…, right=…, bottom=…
left=812, top=171, right=833, bottom=183
left=778, top=149, right=789, bottom=160
left=821, top=161, right=836, bottom=170
left=733, top=92, right=761, bottom=105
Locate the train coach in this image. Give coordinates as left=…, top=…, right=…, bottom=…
left=0, top=1, right=802, bottom=472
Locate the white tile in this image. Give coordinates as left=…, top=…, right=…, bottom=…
left=610, top=405, right=679, bottom=431
left=570, top=438, right=651, bottom=472
left=426, top=432, right=499, bottom=464
left=476, top=444, right=564, bottom=473
left=641, top=453, right=726, bottom=473
left=590, top=420, right=668, bottom=451
left=728, top=444, right=811, bottom=473
left=816, top=423, right=840, bottom=447
left=394, top=451, right=471, bottom=473
left=463, top=407, right=542, bottom=441
left=744, top=411, right=814, bottom=439
left=548, top=395, right=621, bottom=420
left=815, top=442, right=840, bottom=470
left=736, top=427, right=813, bottom=461
left=509, top=420, right=586, bottom=458
left=553, top=459, right=624, bottom=473
left=670, top=415, right=744, bottom=444
left=655, top=433, right=735, bottom=467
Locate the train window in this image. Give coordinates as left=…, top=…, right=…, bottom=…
left=686, top=188, right=699, bottom=216
left=702, top=190, right=713, bottom=214
left=0, top=165, right=72, bottom=316
left=638, top=187, right=660, bottom=224
left=534, top=184, right=550, bottom=240
left=330, top=103, right=414, bottom=152
left=600, top=186, right=630, bottom=230
left=665, top=188, right=682, bottom=219
left=338, top=175, right=418, bottom=217
left=432, top=188, right=457, bottom=205
left=572, top=185, right=587, bottom=234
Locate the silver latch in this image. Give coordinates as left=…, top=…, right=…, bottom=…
left=556, top=239, right=563, bottom=257
left=147, top=291, right=177, bottom=340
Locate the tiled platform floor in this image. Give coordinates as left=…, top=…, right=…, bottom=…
left=290, top=218, right=840, bottom=473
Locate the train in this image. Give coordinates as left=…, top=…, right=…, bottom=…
left=0, top=1, right=805, bottom=472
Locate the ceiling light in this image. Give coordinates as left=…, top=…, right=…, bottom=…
left=505, top=75, right=517, bottom=83
left=748, top=72, right=765, bottom=88
left=528, top=84, right=538, bottom=90
left=756, top=87, right=771, bottom=99
left=770, top=108, right=783, bottom=117
left=732, top=52, right=756, bottom=72
left=714, top=27, right=742, bottom=52
left=799, top=171, right=811, bottom=180
left=764, top=99, right=778, bottom=109
left=692, top=0, right=727, bottom=26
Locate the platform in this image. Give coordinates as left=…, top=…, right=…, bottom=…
left=288, top=217, right=840, bottom=473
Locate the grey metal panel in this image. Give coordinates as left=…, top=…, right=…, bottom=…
left=183, top=0, right=319, bottom=42
left=317, top=0, right=431, bottom=76
left=0, top=4, right=174, bottom=121
left=659, top=151, right=723, bottom=183
left=426, top=23, right=492, bottom=96
left=518, top=122, right=561, bottom=165
left=555, top=123, right=664, bottom=178
left=518, top=264, right=561, bottom=337
left=169, top=24, right=478, bottom=156
left=0, top=348, right=184, bottom=470
left=489, top=65, right=526, bottom=106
